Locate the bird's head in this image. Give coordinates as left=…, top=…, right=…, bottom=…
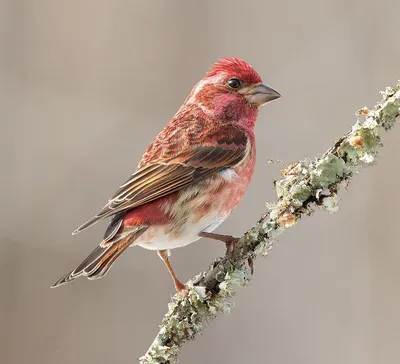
left=184, top=57, right=280, bottom=125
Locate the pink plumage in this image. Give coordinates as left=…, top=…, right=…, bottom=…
left=52, top=57, right=280, bottom=295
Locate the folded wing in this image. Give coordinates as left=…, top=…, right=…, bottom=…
left=73, top=124, right=248, bottom=235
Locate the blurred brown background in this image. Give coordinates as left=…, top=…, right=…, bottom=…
left=1, top=1, right=399, bottom=363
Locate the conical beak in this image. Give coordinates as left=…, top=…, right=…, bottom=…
left=246, top=83, right=281, bottom=106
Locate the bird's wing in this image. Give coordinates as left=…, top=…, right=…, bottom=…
left=73, top=124, right=249, bottom=235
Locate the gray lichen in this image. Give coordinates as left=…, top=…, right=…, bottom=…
left=310, top=154, right=349, bottom=189
left=139, top=82, right=400, bottom=364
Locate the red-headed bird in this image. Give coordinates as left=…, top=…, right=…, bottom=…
left=52, top=58, right=280, bottom=294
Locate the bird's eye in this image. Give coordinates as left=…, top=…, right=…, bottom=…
left=227, top=78, right=241, bottom=89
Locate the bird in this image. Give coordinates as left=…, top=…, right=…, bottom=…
left=51, top=57, right=280, bottom=295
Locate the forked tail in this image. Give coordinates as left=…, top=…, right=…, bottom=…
left=51, top=227, right=146, bottom=288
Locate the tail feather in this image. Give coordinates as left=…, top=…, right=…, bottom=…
left=51, top=227, right=146, bottom=288
left=84, top=238, right=132, bottom=278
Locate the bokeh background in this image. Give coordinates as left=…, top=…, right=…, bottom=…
left=1, top=1, right=400, bottom=363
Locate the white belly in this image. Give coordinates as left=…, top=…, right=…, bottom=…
left=135, top=213, right=228, bottom=251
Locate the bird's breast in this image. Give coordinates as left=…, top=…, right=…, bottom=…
left=165, top=147, right=255, bottom=235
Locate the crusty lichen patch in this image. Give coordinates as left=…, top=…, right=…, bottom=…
left=310, top=154, right=349, bottom=188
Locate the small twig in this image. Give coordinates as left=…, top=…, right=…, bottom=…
left=140, top=83, right=400, bottom=364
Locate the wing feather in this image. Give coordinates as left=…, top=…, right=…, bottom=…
left=73, top=124, right=248, bottom=235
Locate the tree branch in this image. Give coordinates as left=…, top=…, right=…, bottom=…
left=140, top=82, right=400, bottom=364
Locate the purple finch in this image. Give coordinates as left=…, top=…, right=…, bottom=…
left=52, top=57, right=280, bottom=294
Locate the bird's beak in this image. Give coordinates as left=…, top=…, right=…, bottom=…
left=245, top=83, right=281, bottom=106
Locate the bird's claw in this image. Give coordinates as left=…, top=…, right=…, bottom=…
left=248, top=257, right=254, bottom=275
left=225, top=236, right=239, bottom=258
left=175, top=281, right=189, bottom=298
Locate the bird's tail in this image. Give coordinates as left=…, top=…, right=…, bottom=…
left=51, top=227, right=146, bottom=288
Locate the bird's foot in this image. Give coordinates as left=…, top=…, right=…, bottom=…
left=198, top=232, right=240, bottom=258
left=224, top=236, right=239, bottom=258
left=248, top=256, right=254, bottom=275
left=174, top=280, right=189, bottom=298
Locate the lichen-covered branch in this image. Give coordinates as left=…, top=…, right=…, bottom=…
left=140, top=83, right=400, bottom=364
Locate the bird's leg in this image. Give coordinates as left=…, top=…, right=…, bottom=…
left=200, top=232, right=255, bottom=273
left=199, top=232, right=239, bottom=257
left=157, top=249, right=188, bottom=297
